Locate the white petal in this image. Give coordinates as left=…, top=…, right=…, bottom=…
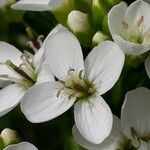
left=84, top=41, right=124, bottom=95
left=4, top=142, right=38, bottom=150
left=0, top=84, right=26, bottom=117
left=45, top=30, right=84, bottom=81
left=36, top=63, right=55, bottom=84
left=145, top=55, right=150, bottom=78
left=11, top=0, right=51, bottom=11
left=74, top=94, right=113, bottom=144
left=113, top=34, right=150, bottom=55
left=138, top=141, right=150, bottom=150
left=121, top=87, right=150, bottom=139
left=33, top=47, right=45, bottom=70
left=0, top=42, right=22, bottom=79
left=21, top=82, right=75, bottom=123
left=125, top=0, right=150, bottom=34
left=33, top=24, right=68, bottom=70
left=72, top=116, right=122, bottom=150
left=108, top=2, right=127, bottom=36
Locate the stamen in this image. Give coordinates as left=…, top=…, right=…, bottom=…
left=122, top=21, right=129, bottom=29
left=68, top=68, right=75, bottom=75
left=27, top=41, right=38, bottom=53
left=5, top=60, right=35, bottom=83
left=57, top=88, right=64, bottom=97
left=23, top=50, right=34, bottom=58
left=21, top=53, right=34, bottom=73
left=37, top=35, right=44, bottom=47
left=68, top=94, right=74, bottom=100
left=137, top=16, right=144, bottom=27
left=78, top=70, right=83, bottom=79
left=88, top=87, right=96, bottom=94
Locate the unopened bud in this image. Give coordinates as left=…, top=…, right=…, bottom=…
left=67, top=10, right=93, bottom=47
left=92, top=31, right=109, bottom=46
left=1, top=128, right=20, bottom=147
left=67, top=10, right=90, bottom=33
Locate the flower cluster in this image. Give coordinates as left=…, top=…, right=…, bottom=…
left=0, top=0, right=150, bottom=149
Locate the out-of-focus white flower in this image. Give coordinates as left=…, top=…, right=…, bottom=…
left=4, top=142, right=38, bottom=150
left=0, top=24, right=67, bottom=117
left=20, top=30, right=124, bottom=144
left=108, top=0, right=150, bottom=55
left=73, top=87, right=150, bottom=150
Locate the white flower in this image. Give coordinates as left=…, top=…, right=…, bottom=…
left=0, top=24, right=66, bottom=117
left=4, top=142, right=38, bottom=150
left=11, top=0, right=72, bottom=11
left=20, top=30, right=124, bottom=144
left=108, top=0, right=150, bottom=55
left=73, top=87, right=150, bottom=150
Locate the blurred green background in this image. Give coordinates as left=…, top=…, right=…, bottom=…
left=0, top=0, right=150, bottom=149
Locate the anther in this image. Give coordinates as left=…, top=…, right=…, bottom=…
left=37, top=35, right=44, bottom=46
left=78, top=70, right=83, bottom=79
left=137, top=16, right=144, bottom=27
left=68, top=68, right=75, bottom=75
left=122, top=21, right=129, bottom=29
left=27, top=41, right=38, bottom=53
left=19, top=63, right=25, bottom=69
left=68, top=94, right=74, bottom=100
left=57, top=88, right=64, bottom=97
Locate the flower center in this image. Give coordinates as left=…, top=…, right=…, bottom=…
left=57, top=69, right=96, bottom=100
left=121, top=16, right=148, bottom=44
left=0, top=52, right=37, bottom=89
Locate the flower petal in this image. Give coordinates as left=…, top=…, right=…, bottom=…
left=36, top=63, right=55, bottom=84
left=11, top=0, right=51, bottom=11
left=121, top=87, right=150, bottom=139
left=112, top=34, right=150, bottom=55
left=45, top=30, right=84, bottom=81
left=0, top=42, right=22, bottom=79
left=0, top=84, right=26, bottom=117
left=145, top=55, right=150, bottom=78
left=74, top=94, right=113, bottom=144
left=108, top=2, right=127, bottom=36
left=84, top=41, right=124, bottom=95
left=72, top=116, right=122, bottom=150
left=4, top=142, right=38, bottom=150
left=21, top=82, right=75, bottom=123
left=125, top=0, right=150, bottom=34
left=33, top=24, right=68, bottom=70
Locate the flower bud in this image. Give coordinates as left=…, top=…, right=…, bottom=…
left=92, top=31, right=109, bottom=46
left=67, top=10, right=93, bottom=47
left=1, top=128, right=20, bottom=147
